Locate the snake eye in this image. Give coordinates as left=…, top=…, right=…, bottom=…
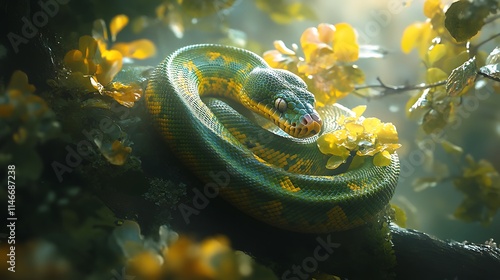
left=275, top=97, right=287, bottom=113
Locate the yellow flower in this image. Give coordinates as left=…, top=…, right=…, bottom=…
left=318, top=105, right=401, bottom=169
left=63, top=35, right=123, bottom=92
left=62, top=15, right=155, bottom=108
left=263, top=23, right=364, bottom=106
left=93, top=14, right=156, bottom=60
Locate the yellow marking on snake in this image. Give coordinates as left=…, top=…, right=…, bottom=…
left=207, top=51, right=222, bottom=61
left=261, top=200, right=284, bottom=220
left=280, top=176, right=301, bottom=192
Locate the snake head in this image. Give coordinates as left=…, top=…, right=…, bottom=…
left=242, top=68, right=322, bottom=138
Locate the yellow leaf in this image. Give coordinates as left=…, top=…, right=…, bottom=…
left=7, top=70, right=35, bottom=93
left=426, top=67, right=448, bottom=84
left=112, top=39, right=156, bottom=59
left=300, top=27, right=320, bottom=62
left=110, top=14, right=129, bottom=42
left=377, top=123, right=399, bottom=144
left=318, top=23, right=336, bottom=44
left=427, top=44, right=446, bottom=66
left=344, top=122, right=364, bottom=135
left=390, top=203, right=407, bottom=227
left=317, top=133, right=334, bottom=154
left=351, top=105, right=366, bottom=117
left=362, top=117, right=382, bottom=133
left=101, top=140, right=132, bottom=165
left=64, top=50, right=87, bottom=73
left=348, top=155, right=365, bottom=170
left=127, top=251, right=162, bottom=279
left=332, top=23, right=359, bottom=62
left=79, top=35, right=98, bottom=59
left=104, top=81, right=143, bottom=108
left=401, top=22, right=424, bottom=54
left=66, top=72, right=98, bottom=92
left=96, top=50, right=123, bottom=85
left=401, top=21, right=435, bottom=57
left=92, top=19, right=109, bottom=50
left=66, top=35, right=98, bottom=75
left=440, top=139, right=463, bottom=155
left=423, top=0, right=442, bottom=19
left=326, top=155, right=346, bottom=170
left=273, top=40, right=296, bottom=55
left=317, top=132, right=350, bottom=158
left=264, top=50, right=289, bottom=69
left=373, top=150, right=392, bottom=166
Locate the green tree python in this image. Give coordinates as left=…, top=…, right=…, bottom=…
left=145, top=44, right=399, bottom=233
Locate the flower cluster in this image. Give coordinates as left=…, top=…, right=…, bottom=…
left=63, top=35, right=123, bottom=92
left=0, top=71, right=60, bottom=182
left=317, top=105, right=401, bottom=169
left=113, top=221, right=269, bottom=280
left=401, top=0, right=488, bottom=134
left=453, top=155, right=500, bottom=226
left=63, top=14, right=156, bottom=108
left=264, top=23, right=364, bottom=106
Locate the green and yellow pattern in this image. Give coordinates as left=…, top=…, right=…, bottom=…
left=146, top=44, right=399, bottom=233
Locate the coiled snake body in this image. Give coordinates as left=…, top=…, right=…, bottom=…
left=146, top=44, right=399, bottom=233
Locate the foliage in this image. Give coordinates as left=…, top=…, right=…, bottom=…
left=0, top=71, right=60, bottom=183
left=454, top=155, right=500, bottom=226
left=112, top=221, right=274, bottom=280
left=397, top=0, right=500, bottom=224
left=401, top=0, right=500, bottom=134
left=156, top=0, right=239, bottom=38
left=317, top=105, right=401, bottom=169
left=263, top=0, right=500, bottom=225
left=4, top=0, right=500, bottom=278
left=255, top=0, right=317, bottom=24
left=264, top=23, right=364, bottom=106
left=62, top=14, right=155, bottom=108
left=444, top=0, right=498, bottom=43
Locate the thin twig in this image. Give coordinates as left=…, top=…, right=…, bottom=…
left=353, top=77, right=446, bottom=98
left=478, top=69, right=500, bottom=82
left=470, top=32, right=500, bottom=55
left=484, top=13, right=500, bottom=25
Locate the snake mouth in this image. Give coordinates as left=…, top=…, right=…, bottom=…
left=276, top=112, right=322, bottom=138
left=254, top=103, right=322, bottom=138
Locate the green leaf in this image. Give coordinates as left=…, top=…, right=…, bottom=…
left=479, top=63, right=500, bottom=82
left=478, top=47, right=500, bottom=82
left=390, top=204, right=407, bottom=228
left=422, top=108, right=449, bottom=134
left=485, top=46, right=500, bottom=65
left=326, top=155, right=345, bottom=170
left=412, top=177, right=439, bottom=192
left=440, top=139, right=463, bottom=156
left=446, top=57, right=477, bottom=97
left=444, top=0, right=491, bottom=42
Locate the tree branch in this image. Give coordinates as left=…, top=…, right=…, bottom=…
left=470, top=32, right=500, bottom=56
left=353, top=77, right=446, bottom=98
left=168, top=191, right=500, bottom=280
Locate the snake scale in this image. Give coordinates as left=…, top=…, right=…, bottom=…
left=145, top=44, right=399, bottom=233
